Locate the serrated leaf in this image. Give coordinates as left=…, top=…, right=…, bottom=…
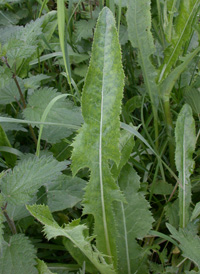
left=158, top=0, right=200, bottom=82
left=23, top=74, right=50, bottom=90
left=0, top=76, right=25, bottom=105
left=47, top=174, right=86, bottom=212
left=74, top=19, right=96, bottom=42
left=71, top=7, right=124, bottom=266
left=0, top=234, right=37, bottom=274
left=114, top=165, right=153, bottom=274
left=127, top=0, right=159, bottom=109
left=0, top=155, right=66, bottom=205
left=23, top=87, right=83, bottom=143
left=27, top=204, right=115, bottom=274
left=167, top=223, right=200, bottom=268
left=175, top=104, right=196, bottom=228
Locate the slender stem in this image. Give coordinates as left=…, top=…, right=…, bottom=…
left=1, top=203, right=17, bottom=234
left=163, top=99, right=175, bottom=170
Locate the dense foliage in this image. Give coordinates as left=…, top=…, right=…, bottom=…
left=0, top=0, right=200, bottom=273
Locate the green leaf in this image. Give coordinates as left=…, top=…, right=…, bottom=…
left=167, top=223, right=200, bottom=268
left=0, top=234, right=37, bottom=274
left=37, top=259, right=56, bottom=274
left=0, top=76, right=25, bottom=105
left=158, top=0, right=200, bottom=82
left=127, top=0, right=159, bottom=110
left=0, top=155, right=66, bottom=205
left=74, top=19, right=96, bottom=42
left=47, top=174, right=86, bottom=212
left=191, top=202, right=200, bottom=221
left=0, top=193, right=5, bottom=248
left=23, top=87, right=83, bottom=143
left=27, top=204, right=115, bottom=274
left=175, top=104, right=196, bottom=228
left=114, top=165, right=153, bottom=274
left=0, top=124, right=16, bottom=166
left=23, top=74, right=50, bottom=90
left=184, top=86, right=200, bottom=115
left=71, top=7, right=124, bottom=266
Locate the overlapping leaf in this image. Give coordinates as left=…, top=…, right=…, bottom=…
left=0, top=234, right=37, bottom=274
left=0, top=155, right=66, bottom=205
left=27, top=204, right=115, bottom=274
left=23, top=87, right=82, bottom=143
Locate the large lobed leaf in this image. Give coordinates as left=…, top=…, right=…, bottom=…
left=0, top=234, right=37, bottom=274
left=175, top=104, right=196, bottom=228
left=0, top=155, right=66, bottom=205
left=71, top=7, right=124, bottom=266
left=167, top=223, right=200, bottom=269
left=27, top=204, right=115, bottom=274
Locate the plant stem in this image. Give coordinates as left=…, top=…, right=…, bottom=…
left=1, top=203, right=17, bottom=234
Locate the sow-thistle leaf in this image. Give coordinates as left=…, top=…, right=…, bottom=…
left=0, top=155, right=66, bottom=205
left=127, top=0, right=159, bottom=109
left=175, top=104, right=196, bottom=228
left=167, top=223, right=200, bottom=268
left=27, top=204, right=115, bottom=274
left=158, top=0, right=200, bottom=82
left=0, top=234, right=37, bottom=274
left=23, top=87, right=83, bottom=143
left=191, top=202, right=200, bottom=221
left=114, top=164, right=153, bottom=274
left=71, top=7, right=124, bottom=266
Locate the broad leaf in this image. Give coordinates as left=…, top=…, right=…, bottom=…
left=23, top=87, right=83, bottom=143
left=167, top=223, right=200, bottom=268
left=37, top=259, right=56, bottom=274
left=0, top=234, right=37, bottom=274
left=175, top=104, right=196, bottom=228
left=0, top=155, right=66, bottom=205
left=47, top=174, right=86, bottom=212
left=71, top=7, right=124, bottom=266
left=158, top=0, right=200, bottom=82
left=27, top=204, right=115, bottom=274
left=114, top=165, right=153, bottom=274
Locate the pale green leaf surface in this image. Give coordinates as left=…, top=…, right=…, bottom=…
left=0, top=194, right=5, bottom=248
left=27, top=205, right=115, bottom=274
left=71, top=7, right=124, bottom=265
left=167, top=223, right=200, bottom=268
left=47, top=174, right=86, bottom=212
left=127, top=0, right=159, bottom=108
left=114, top=165, right=153, bottom=274
left=158, top=0, right=200, bottom=82
left=175, top=104, right=196, bottom=228
left=0, top=234, right=37, bottom=274
left=23, top=87, right=83, bottom=143
left=0, top=114, right=27, bottom=132
left=23, top=74, right=50, bottom=90
left=0, top=155, right=66, bottom=205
